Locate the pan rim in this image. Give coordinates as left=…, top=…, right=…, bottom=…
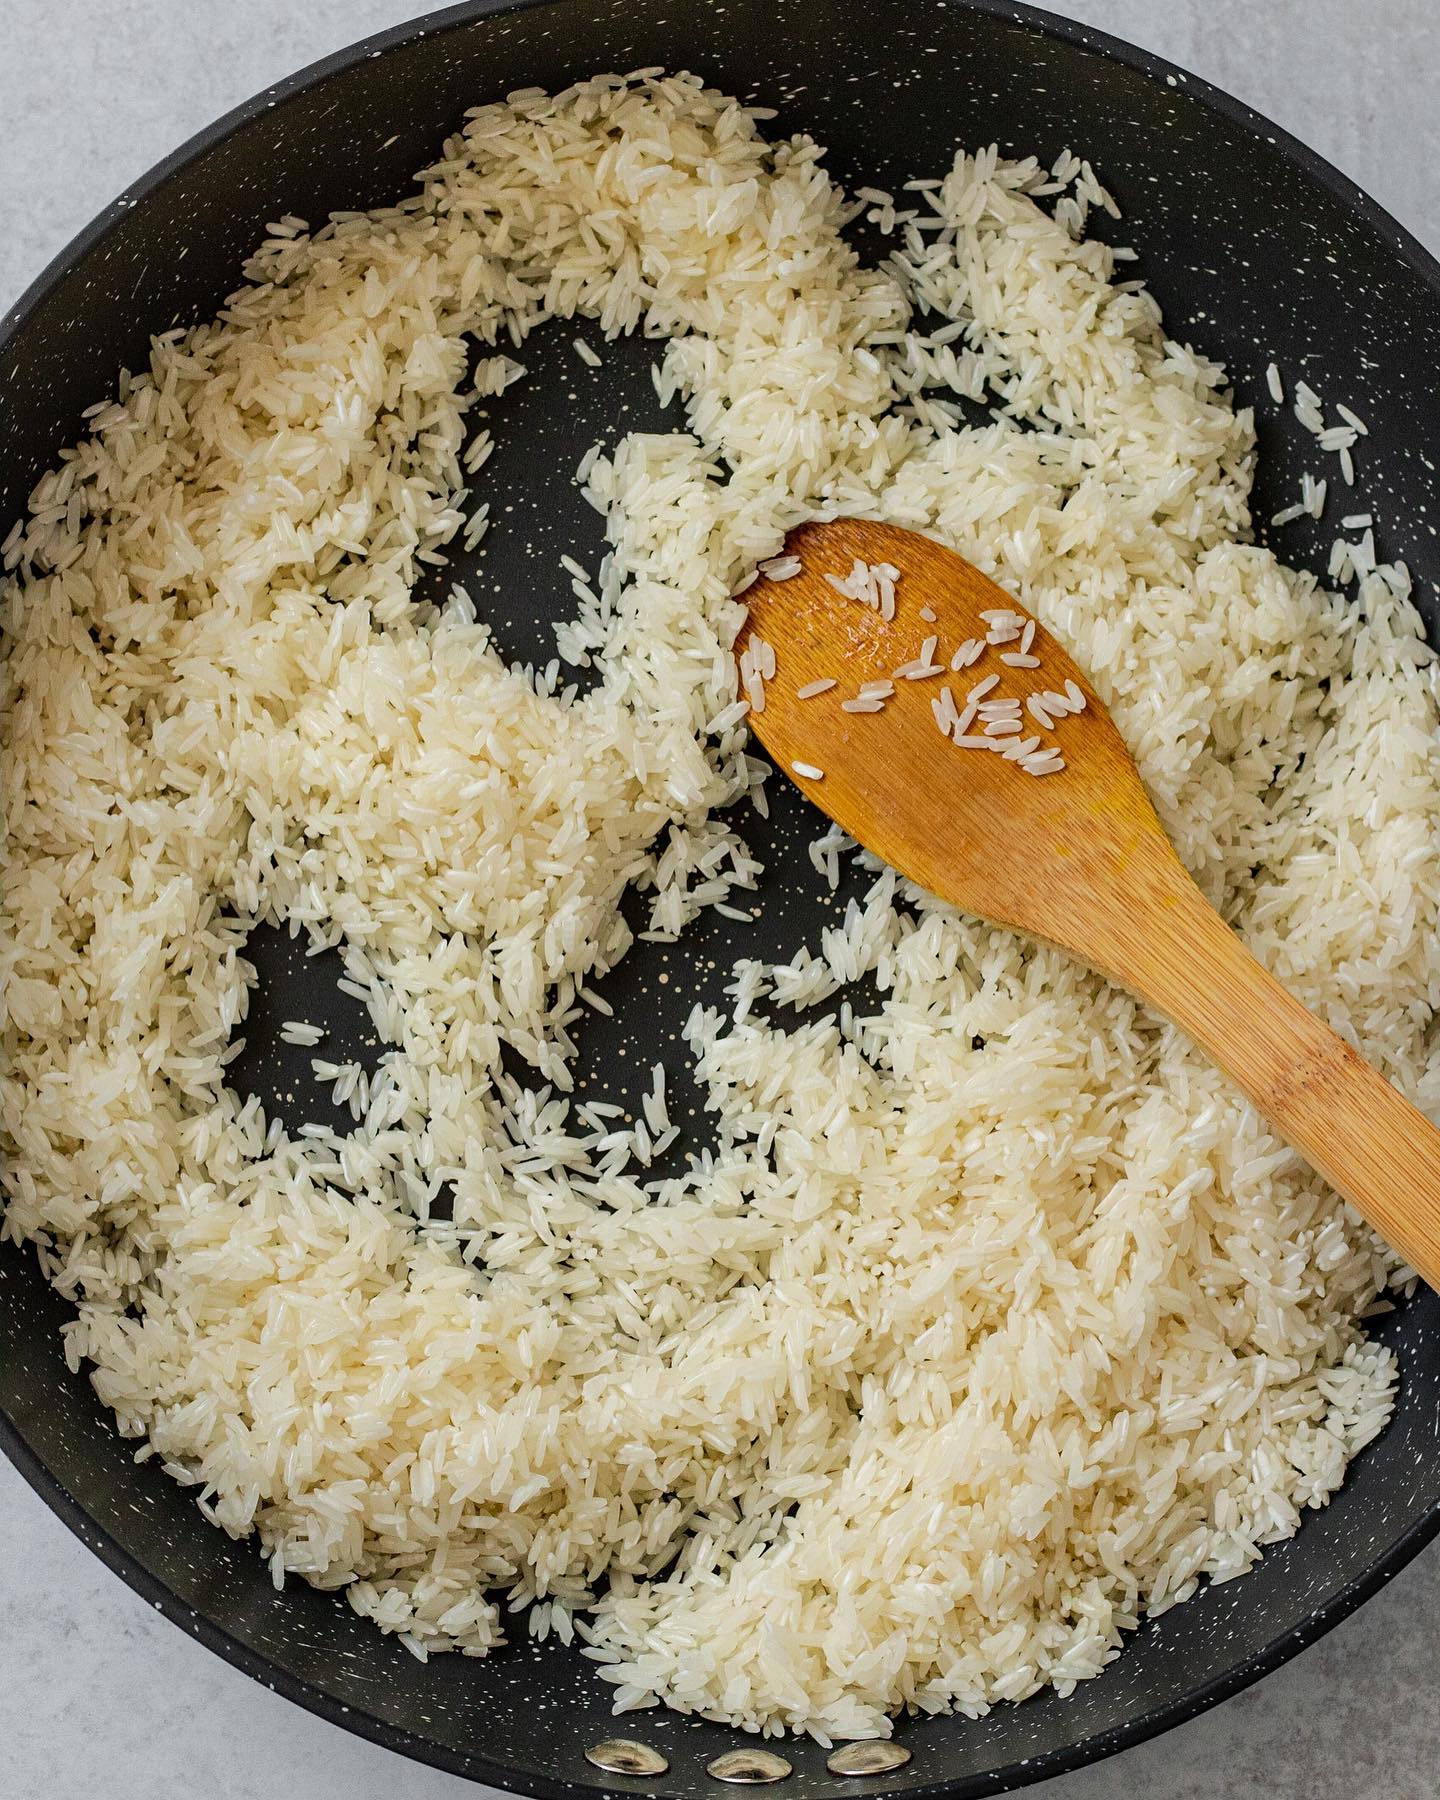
left=2, top=1, right=1438, bottom=1794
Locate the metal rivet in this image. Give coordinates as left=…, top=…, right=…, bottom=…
left=826, top=1742, right=913, bottom=1778
left=706, top=1749, right=793, bottom=1784
left=584, top=1738, right=670, bottom=1777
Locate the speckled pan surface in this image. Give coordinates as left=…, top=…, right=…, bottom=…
left=2, top=1, right=1438, bottom=1795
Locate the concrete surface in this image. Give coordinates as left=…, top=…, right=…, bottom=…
left=1, top=2, right=1437, bottom=1797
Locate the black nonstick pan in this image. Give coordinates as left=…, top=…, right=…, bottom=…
left=2, top=2, right=1438, bottom=1795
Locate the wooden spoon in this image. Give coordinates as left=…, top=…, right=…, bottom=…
left=739, top=517, right=1440, bottom=1293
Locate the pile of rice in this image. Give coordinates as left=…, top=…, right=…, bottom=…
left=3, top=72, right=1437, bottom=1741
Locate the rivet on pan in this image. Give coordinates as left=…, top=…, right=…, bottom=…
left=826, top=1742, right=913, bottom=1777
left=706, top=1748, right=793, bottom=1784
left=584, top=1738, right=670, bottom=1777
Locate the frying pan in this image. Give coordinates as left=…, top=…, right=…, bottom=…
left=2, top=1, right=1438, bottom=1794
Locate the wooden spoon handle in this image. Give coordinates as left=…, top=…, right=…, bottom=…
left=1089, top=861, right=1440, bottom=1293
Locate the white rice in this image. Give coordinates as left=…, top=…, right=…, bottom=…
left=0, top=70, right=1429, bottom=1746
left=1302, top=472, right=1327, bottom=519
left=824, top=558, right=899, bottom=621
left=279, top=1020, right=326, bottom=1047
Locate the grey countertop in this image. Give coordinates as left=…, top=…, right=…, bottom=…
left=1, top=2, right=1437, bottom=1796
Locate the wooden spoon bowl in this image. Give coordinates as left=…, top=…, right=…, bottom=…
left=740, top=517, right=1440, bottom=1292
